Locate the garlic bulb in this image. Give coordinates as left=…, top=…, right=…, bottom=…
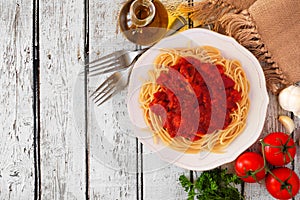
left=278, top=85, right=300, bottom=117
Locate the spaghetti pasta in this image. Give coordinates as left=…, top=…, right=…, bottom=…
left=139, top=46, right=250, bottom=153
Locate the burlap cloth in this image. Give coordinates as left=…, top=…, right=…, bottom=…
left=179, top=0, right=300, bottom=93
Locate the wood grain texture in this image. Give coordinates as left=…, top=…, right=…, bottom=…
left=88, top=0, right=138, bottom=199
left=0, top=1, right=35, bottom=199
left=39, top=0, right=86, bottom=199
left=293, top=114, right=300, bottom=200
left=143, top=157, right=189, bottom=200
left=294, top=114, right=300, bottom=163
left=0, top=0, right=299, bottom=199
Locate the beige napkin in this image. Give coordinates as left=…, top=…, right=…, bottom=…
left=180, top=0, right=300, bottom=93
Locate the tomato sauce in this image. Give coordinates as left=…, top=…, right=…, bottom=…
left=149, top=57, right=242, bottom=141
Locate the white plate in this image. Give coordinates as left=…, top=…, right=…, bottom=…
left=127, top=28, right=269, bottom=171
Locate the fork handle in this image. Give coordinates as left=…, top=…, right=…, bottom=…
left=164, top=16, right=187, bottom=37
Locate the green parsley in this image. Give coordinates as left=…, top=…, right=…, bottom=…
left=179, top=168, right=244, bottom=200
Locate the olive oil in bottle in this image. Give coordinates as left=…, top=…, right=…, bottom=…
left=119, top=0, right=169, bottom=46
left=135, top=4, right=151, bottom=20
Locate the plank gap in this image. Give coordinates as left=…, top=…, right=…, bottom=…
left=188, top=0, right=194, bottom=28
left=140, top=142, right=144, bottom=200
left=189, top=171, right=194, bottom=183
left=32, top=0, right=41, bottom=199
left=291, top=112, right=295, bottom=172
left=189, top=0, right=194, bottom=185
left=84, top=0, right=90, bottom=199
left=136, top=138, right=139, bottom=200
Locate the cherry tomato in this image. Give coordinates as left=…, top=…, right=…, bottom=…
left=262, top=132, right=296, bottom=166
left=265, top=167, right=299, bottom=199
left=234, top=152, right=266, bottom=183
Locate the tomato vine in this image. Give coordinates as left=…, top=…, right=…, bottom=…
left=234, top=132, right=299, bottom=199
left=259, top=137, right=296, bottom=197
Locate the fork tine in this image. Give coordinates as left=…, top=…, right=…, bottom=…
left=82, top=48, right=148, bottom=76
left=92, top=81, right=115, bottom=102
left=85, top=50, right=125, bottom=67
left=78, top=50, right=125, bottom=76
left=87, top=57, right=116, bottom=70
left=90, top=74, right=115, bottom=97
left=79, top=60, right=119, bottom=76
left=89, top=60, right=122, bottom=77
left=89, top=51, right=142, bottom=77
left=92, top=83, right=112, bottom=101
left=88, top=64, right=124, bottom=77
left=92, top=83, right=116, bottom=106
left=95, top=88, right=118, bottom=106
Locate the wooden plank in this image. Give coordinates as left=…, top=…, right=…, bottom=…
left=293, top=111, right=300, bottom=200
left=88, top=0, right=138, bottom=199
left=143, top=157, right=189, bottom=200
left=0, top=1, right=35, bottom=199
left=39, top=0, right=86, bottom=199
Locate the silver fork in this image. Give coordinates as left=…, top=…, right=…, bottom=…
left=86, top=48, right=148, bottom=77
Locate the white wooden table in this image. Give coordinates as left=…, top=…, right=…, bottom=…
left=0, top=0, right=299, bottom=199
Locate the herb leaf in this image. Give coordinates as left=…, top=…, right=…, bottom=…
left=179, top=168, right=244, bottom=200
